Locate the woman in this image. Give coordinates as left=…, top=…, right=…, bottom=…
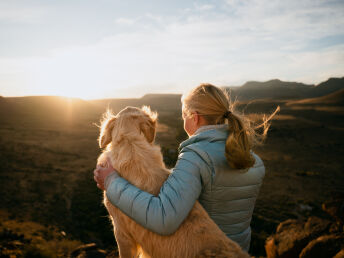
left=94, top=84, right=275, bottom=251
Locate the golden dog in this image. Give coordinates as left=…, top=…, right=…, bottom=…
left=97, top=106, right=250, bottom=258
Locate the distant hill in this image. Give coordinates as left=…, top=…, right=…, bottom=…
left=0, top=95, right=100, bottom=114
left=288, top=88, right=344, bottom=106
left=141, top=93, right=181, bottom=100
left=1, top=77, right=343, bottom=124
left=90, top=77, right=344, bottom=113
left=0, top=94, right=183, bottom=129
left=310, top=77, right=344, bottom=97
left=0, top=96, right=103, bottom=128
left=226, top=77, right=344, bottom=100
left=90, top=94, right=182, bottom=113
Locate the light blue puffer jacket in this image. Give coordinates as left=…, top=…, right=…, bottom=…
left=105, top=125, right=265, bottom=251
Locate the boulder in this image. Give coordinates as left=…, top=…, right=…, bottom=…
left=334, top=249, right=344, bottom=258
left=299, top=234, right=344, bottom=258
left=265, top=217, right=331, bottom=258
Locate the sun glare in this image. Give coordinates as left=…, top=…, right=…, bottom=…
left=27, top=48, right=117, bottom=100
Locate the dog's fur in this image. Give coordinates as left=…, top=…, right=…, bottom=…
left=97, top=106, right=250, bottom=258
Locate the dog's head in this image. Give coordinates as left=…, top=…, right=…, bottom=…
left=98, top=106, right=158, bottom=149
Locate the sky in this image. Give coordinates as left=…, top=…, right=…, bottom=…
left=0, top=0, right=343, bottom=99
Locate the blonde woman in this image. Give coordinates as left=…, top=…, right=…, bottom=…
left=94, top=84, right=276, bottom=252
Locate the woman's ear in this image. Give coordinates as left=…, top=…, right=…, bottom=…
left=99, top=115, right=117, bottom=148
left=192, top=112, right=200, bottom=125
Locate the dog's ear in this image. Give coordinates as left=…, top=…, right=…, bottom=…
left=99, top=111, right=117, bottom=148
left=140, top=106, right=157, bottom=143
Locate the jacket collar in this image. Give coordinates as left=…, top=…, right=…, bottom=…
left=179, top=124, right=228, bottom=150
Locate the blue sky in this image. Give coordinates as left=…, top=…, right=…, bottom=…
left=0, top=0, right=343, bottom=99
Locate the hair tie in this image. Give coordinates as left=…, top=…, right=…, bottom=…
left=223, top=110, right=231, bottom=119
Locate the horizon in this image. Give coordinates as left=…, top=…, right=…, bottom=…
left=1, top=76, right=342, bottom=101
left=1, top=0, right=343, bottom=99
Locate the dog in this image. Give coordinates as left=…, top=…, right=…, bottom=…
left=97, top=106, right=250, bottom=258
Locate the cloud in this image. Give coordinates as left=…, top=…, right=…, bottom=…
left=0, top=2, right=49, bottom=24
left=115, top=18, right=136, bottom=26
left=222, top=0, right=344, bottom=39
left=0, top=0, right=343, bottom=98
left=194, top=3, right=214, bottom=11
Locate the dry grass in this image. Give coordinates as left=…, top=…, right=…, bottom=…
left=0, top=210, right=82, bottom=257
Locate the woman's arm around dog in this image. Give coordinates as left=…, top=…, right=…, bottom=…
left=94, top=149, right=211, bottom=236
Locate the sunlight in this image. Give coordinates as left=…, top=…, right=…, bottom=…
left=27, top=47, right=125, bottom=100
left=65, top=96, right=74, bottom=122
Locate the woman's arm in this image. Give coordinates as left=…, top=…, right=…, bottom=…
left=102, top=150, right=208, bottom=235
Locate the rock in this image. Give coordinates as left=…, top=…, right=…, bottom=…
left=299, top=234, right=344, bottom=258
left=265, top=237, right=278, bottom=258
left=334, top=249, right=344, bottom=258
left=265, top=217, right=331, bottom=258
left=275, top=219, right=302, bottom=234
left=304, top=217, right=331, bottom=235
left=69, top=243, right=107, bottom=258
left=322, top=198, right=344, bottom=230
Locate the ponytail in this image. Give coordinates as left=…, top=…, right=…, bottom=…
left=224, top=112, right=255, bottom=169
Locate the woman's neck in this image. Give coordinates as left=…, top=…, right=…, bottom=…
left=193, top=124, right=228, bottom=135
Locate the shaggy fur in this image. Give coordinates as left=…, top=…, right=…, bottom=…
left=97, top=106, right=250, bottom=258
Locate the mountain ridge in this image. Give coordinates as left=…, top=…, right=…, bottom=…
left=225, top=77, right=344, bottom=100
left=0, top=77, right=343, bottom=115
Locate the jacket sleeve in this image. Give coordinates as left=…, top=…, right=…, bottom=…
left=105, top=150, right=207, bottom=235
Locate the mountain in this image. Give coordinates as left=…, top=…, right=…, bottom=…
left=288, top=88, right=344, bottom=106
left=0, top=96, right=103, bottom=128
left=0, top=95, right=101, bottom=115
left=1, top=77, right=343, bottom=122
left=226, top=77, right=344, bottom=101
left=90, top=94, right=182, bottom=113
left=310, top=77, right=344, bottom=97
left=227, top=79, right=314, bottom=100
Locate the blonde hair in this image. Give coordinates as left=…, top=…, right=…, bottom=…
left=182, top=83, right=279, bottom=169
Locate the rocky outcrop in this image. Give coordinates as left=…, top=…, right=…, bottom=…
left=265, top=217, right=332, bottom=258
left=299, top=234, right=344, bottom=258
left=265, top=198, right=344, bottom=258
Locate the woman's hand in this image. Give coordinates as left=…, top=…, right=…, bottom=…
left=93, top=158, right=118, bottom=190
